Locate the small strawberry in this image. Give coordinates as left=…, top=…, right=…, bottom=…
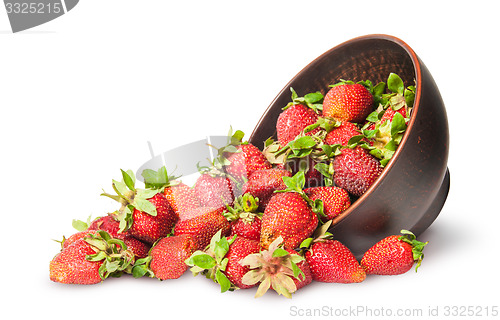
left=322, top=82, right=374, bottom=123
left=88, top=215, right=121, bottom=237
left=174, top=206, right=231, bottom=250
left=277, top=103, right=319, bottom=147
left=101, top=169, right=178, bottom=244
left=361, top=229, right=428, bottom=275
left=225, top=193, right=262, bottom=242
left=240, top=236, right=312, bottom=298
left=243, top=168, right=292, bottom=211
left=333, top=147, right=383, bottom=197
left=141, top=166, right=200, bottom=217
left=132, top=234, right=198, bottom=280
left=186, top=231, right=260, bottom=292
left=260, top=172, right=319, bottom=251
left=304, top=186, right=351, bottom=222
left=50, top=230, right=135, bottom=285
left=324, top=121, right=361, bottom=146
left=301, top=222, right=365, bottom=283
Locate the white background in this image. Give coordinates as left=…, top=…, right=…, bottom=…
left=1, top=1, right=499, bottom=319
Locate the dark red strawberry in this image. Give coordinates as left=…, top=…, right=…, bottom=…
left=304, top=186, right=351, bottom=222
left=277, top=104, right=319, bottom=147
left=243, top=168, right=292, bottom=211
left=322, top=83, right=374, bottom=123
left=361, top=230, right=428, bottom=275
left=333, top=147, right=383, bottom=197
left=132, top=234, right=198, bottom=280
left=194, top=173, right=234, bottom=209
left=240, top=236, right=312, bottom=298
left=174, top=207, right=231, bottom=250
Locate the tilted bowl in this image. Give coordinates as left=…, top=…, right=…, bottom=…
left=249, top=34, right=450, bottom=258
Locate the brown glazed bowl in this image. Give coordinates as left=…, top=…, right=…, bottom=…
left=249, top=34, right=450, bottom=259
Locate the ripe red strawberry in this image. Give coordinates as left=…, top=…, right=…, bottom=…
left=50, top=231, right=134, bottom=285
left=127, top=193, right=176, bottom=244
left=61, top=230, right=99, bottom=250
left=224, top=143, right=271, bottom=184
left=304, top=186, right=351, bottom=222
left=88, top=215, right=121, bottom=237
left=243, top=168, right=292, bottom=211
left=194, top=173, right=234, bottom=209
left=277, top=104, right=319, bottom=146
left=322, top=83, right=374, bottom=123
left=305, top=239, right=366, bottom=283
left=361, top=230, right=428, bottom=275
left=225, top=194, right=262, bottom=241
left=260, top=192, right=318, bottom=251
left=102, top=169, right=178, bottom=244
left=119, top=235, right=151, bottom=259
left=324, top=121, right=361, bottom=146
left=132, top=234, right=198, bottom=280
left=240, top=236, right=312, bottom=298
left=333, top=147, right=383, bottom=197
left=174, top=207, right=231, bottom=250
left=141, top=166, right=200, bottom=217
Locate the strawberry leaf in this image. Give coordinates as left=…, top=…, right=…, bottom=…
left=272, top=248, right=290, bottom=258
left=121, top=169, right=136, bottom=191
left=191, top=253, right=217, bottom=270
left=134, top=198, right=157, bottom=216
left=387, top=73, right=404, bottom=95
left=215, top=269, right=232, bottom=293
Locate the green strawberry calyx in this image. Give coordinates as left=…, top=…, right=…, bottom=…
left=284, top=87, right=324, bottom=114
left=184, top=229, right=237, bottom=293
left=141, top=165, right=181, bottom=190
left=276, top=171, right=327, bottom=221
left=239, top=236, right=306, bottom=299
left=224, top=193, right=263, bottom=224
left=84, top=230, right=136, bottom=280
left=101, top=169, right=161, bottom=233
left=398, top=229, right=428, bottom=272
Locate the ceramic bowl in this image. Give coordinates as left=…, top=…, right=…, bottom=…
left=249, top=34, right=450, bottom=258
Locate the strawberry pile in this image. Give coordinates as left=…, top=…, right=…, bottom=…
left=50, top=73, right=429, bottom=298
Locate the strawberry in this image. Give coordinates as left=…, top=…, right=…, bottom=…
left=240, top=236, right=312, bottom=298
left=277, top=104, right=319, bottom=147
left=101, top=169, right=178, bottom=244
left=305, top=239, right=366, bottom=283
left=50, top=231, right=135, bottom=285
left=225, top=193, right=262, bottom=242
left=88, top=215, right=121, bottom=237
left=322, top=82, right=373, bottom=123
left=141, top=166, right=199, bottom=217
left=304, top=186, right=351, bottom=222
left=72, top=215, right=150, bottom=258
left=186, top=231, right=260, bottom=291
left=324, top=121, right=361, bottom=146
left=193, top=173, right=234, bottom=209
left=332, top=147, right=383, bottom=197
left=132, top=234, right=198, bottom=280
left=224, top=143, right=271, bottom=185
left=361, top=229, right=428, bottom=275
left=243, top=168, right=292, bottom=211
left=174, top=206, right=231, bottom=250
left=260, top=172, right=318, bottom=251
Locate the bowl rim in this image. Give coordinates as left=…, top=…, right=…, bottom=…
left=326, top=34, right=422, bottom=226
